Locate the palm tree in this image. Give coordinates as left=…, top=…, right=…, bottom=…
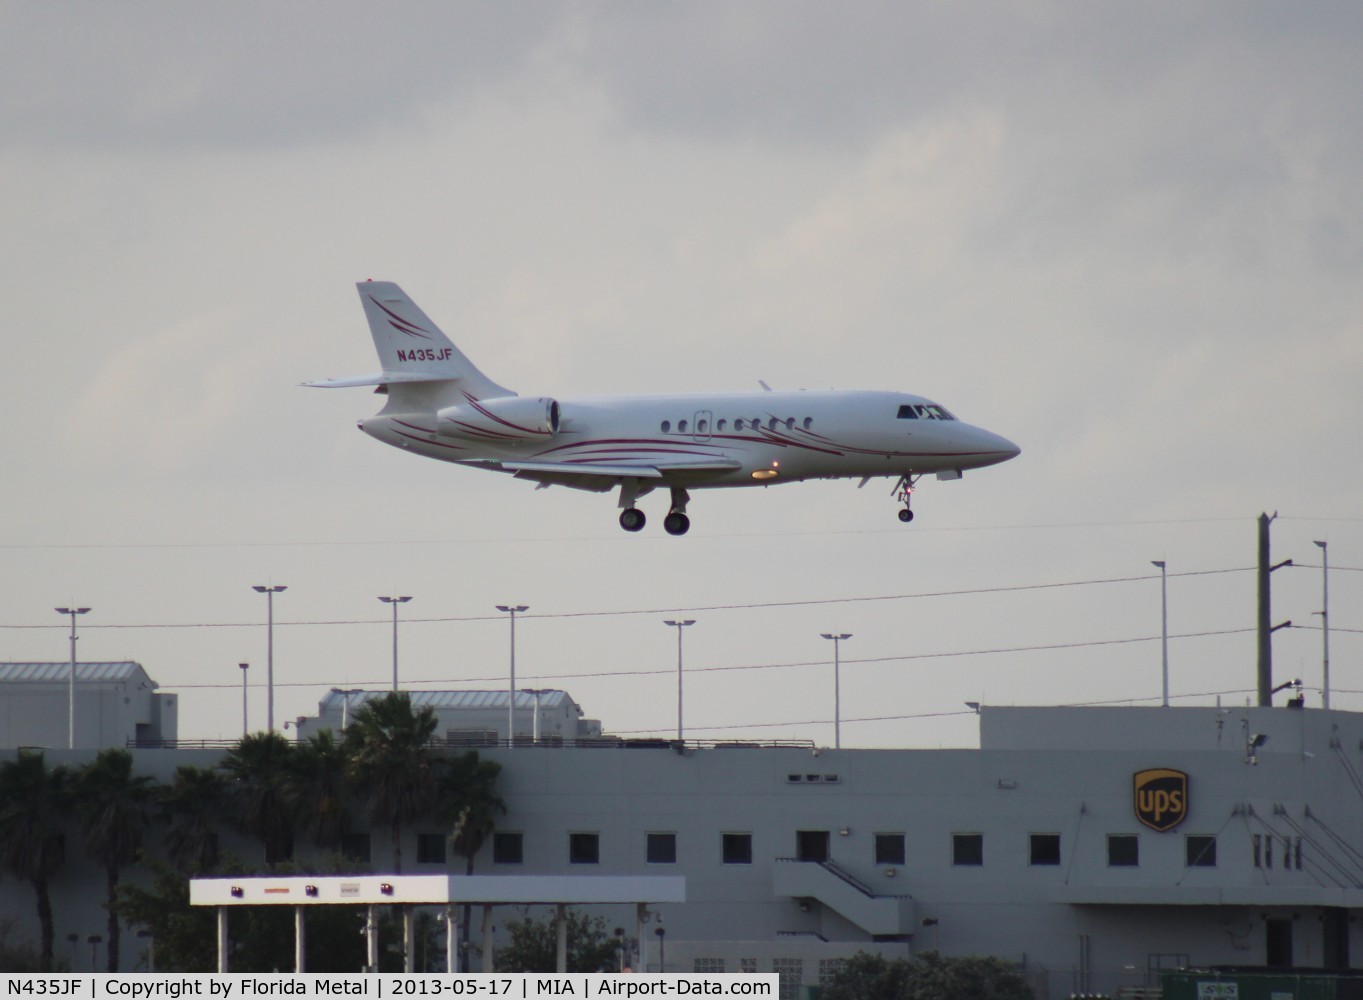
left=288, top=729, right=351, bottom=850
left=343, top=692, right=439, bottom=874
left=442, top=750, right=504, bottom=971
left=221, top=732, right=297, bottom=865
left=0, top=751, right=70, bottom=971
left=72, top=749, right=157, bottom=971
left=160, top=765, right=225, bottom=873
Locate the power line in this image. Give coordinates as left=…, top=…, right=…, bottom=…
left=0, top=566, right=1256, bottom=631
left=163, top=627, right=1254, bottom=691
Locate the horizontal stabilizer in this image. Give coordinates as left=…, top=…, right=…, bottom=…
left=302, top=371, right=458, bottom=388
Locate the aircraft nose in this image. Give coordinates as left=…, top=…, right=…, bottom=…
left=975, top=428, right=1021, bottom=465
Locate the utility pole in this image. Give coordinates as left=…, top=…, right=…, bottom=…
left=1256, top=513, right=1293, bottom=706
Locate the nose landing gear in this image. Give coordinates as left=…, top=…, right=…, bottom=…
left=892, top=474, right=920, bottom=524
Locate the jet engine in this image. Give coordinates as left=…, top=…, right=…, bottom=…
left=436, top=395, right=561, bottom=443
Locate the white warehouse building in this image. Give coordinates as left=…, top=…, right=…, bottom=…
left=7, top=697, right=1363, bottom=997
left=0, top=661, right=177, bottom=749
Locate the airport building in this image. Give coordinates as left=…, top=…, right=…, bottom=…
left=294, top=688, right=602, bottom=745
left=0, top=661, right=177, bottom=749
left=4, top=670, right=1363, bottom=997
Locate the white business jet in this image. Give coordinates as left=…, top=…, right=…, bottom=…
left=306, top=281, right=1020, bottom=535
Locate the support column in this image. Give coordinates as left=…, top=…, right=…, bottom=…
left=216, top=908, right=229, bottom=974
left=404, top=907, right=415, bottom=973
left=444, top=906, right=459, bottom=974
left=481, top=904, right=494, bottom=972
left=555, top=903, right=568, bottom=974
left=294, top=906, right=306, bottom=973
left=365, top=904, right=379, bottom=973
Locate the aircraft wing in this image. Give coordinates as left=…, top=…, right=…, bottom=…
left=500, top=456, right=743, bottom=491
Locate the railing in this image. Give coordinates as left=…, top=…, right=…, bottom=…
left=128, top=735, right=817, bottom=751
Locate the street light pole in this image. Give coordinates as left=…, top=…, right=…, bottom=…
left=663, top=620, right=695, bottom=744
left=820, top=633, right=852, bottom=749
left=1314, top=540, right=1330, bottom=709
left=1151, top=561, right=1169, bottom=707
left=378, top=596, right=412, bottom=691
left=496, top=605, right=528, bottom=743
left=239, top=662, right=249, bottom=736
left=252, top=585, right=287, bottom=732
left=55, top=606, right=90, bottom=749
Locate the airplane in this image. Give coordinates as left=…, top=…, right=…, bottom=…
left=306, top=281, right=1020, bottom=535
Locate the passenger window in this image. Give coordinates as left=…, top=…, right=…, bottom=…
left=803, top=417, right=813, bottom=430
left=679, top=420, right=689, bottom=433
left=717, top=419, right=727, bottom=432
left=768, top=417, right=778, bottom=431
left=897, top=405, right=918, bottom=420
left=697, top=419, right=708, bottom=434
left=734, top=419, right=744, bottom=431
left=784, top=418, right=794, bottom=430
left=661, top=421, right=671, bottom=433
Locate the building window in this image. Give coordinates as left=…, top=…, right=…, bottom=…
left=569, top=832, right=600, bottom=865
left=492, top=831, right=523, bottom=865
left=1186, top=834, right=1217, bottom=868
left=1029, top=833, right=1061, bottom=866
left=340, top=833, right=371, bottom=864
left=952, top=833, right=983, bottom=866
left=647, top=832, right=677, bottom=865
left=875, top=833, right=906, bottom=866
left=1107, top=834, right=1139, bottom=868
left=695, top=958, right=725, bottom=973
left=722, top=832, right=753, bottom=865
left=416, top=833, right=446, bottom=865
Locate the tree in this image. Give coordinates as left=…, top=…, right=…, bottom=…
left=344, top=692, right=439, bottom=874
left=221, top=732, right=297, bottom=864
left=906, top=951, right=1035, bottom=1000
left=0, top=751, right=70, bottom=971
left=72, top=748, right=157, bottom=971
left=160, top=765, right=225, bottom=873
left=288, top=729, right=351, bottom=850
left=822, top=951, right=1035, bottom=1000
left=441, top=750, right=504, bottom=971
left=495, top=908, right=619, bottom=973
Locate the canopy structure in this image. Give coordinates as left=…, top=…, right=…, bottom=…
left=190, top=874, right=686, bottom=973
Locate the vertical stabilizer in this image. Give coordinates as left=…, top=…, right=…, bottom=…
left=357, top=281, right=512, bottom=398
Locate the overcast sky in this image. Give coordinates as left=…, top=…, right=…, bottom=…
left=2, top=2, right=1360, bottom=748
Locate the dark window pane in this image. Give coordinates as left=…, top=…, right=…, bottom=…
left=647, top=833, right=677, bottom=865
left=1186, top=835, right=1217, bottom=868
left=875, top=834, right=906, bottom=865
left=416, top=833, right=446, bottom=865
left=1107, top=835, right=1139, bottom=868
left=952, top=833, right=983, bottom=866
left=722, top=833, right=753, bottom=865
left=1030, top=833, right=1061, bottom=866
left=569, top=832, right=600, bottom=865
left=492, top=832, right=523, bottom=865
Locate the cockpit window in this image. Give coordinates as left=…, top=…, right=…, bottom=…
left=898, top=403, right=955, bottom=421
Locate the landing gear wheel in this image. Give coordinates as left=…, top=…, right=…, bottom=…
left=892, top=473, right=920, bottom=524
left=663, top=512, right=691, bottom=536
left=619, top=508, right=646, bottom=532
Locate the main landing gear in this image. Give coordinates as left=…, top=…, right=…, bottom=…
left=616, top=483, right=691, bottom=535
left=892, top=474, right=921, bottom=524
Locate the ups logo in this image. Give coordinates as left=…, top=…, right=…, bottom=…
left=1134, top=768, right=1189, bottom=832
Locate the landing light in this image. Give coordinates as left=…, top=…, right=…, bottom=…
left=751, top=470, right=779, bottom=480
